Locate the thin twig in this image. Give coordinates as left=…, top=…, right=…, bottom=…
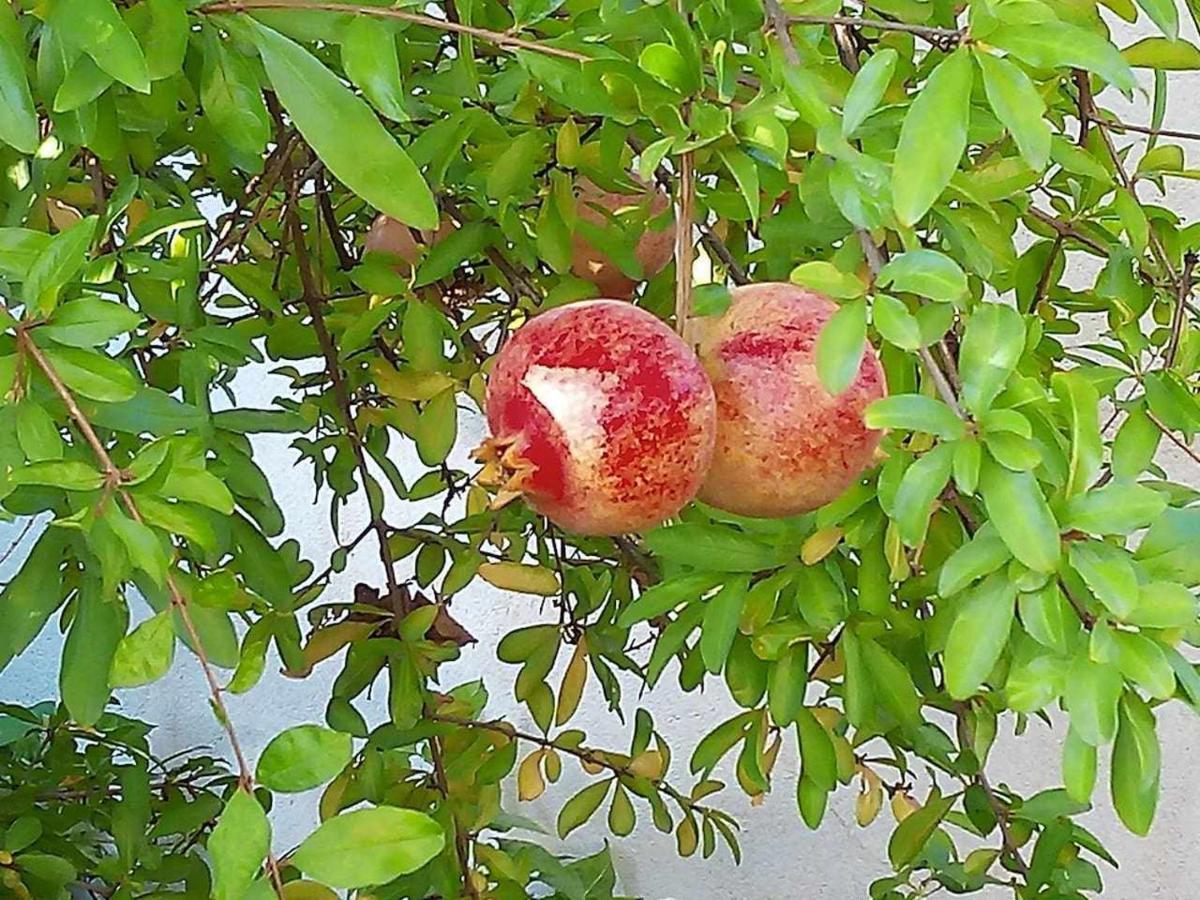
left=1094, top=118, right=1200, bottom=143
left=15, top=329, right=285, bottom=895
left=788, top=13, right=967, bottom=45
left=1025, top=206, right=1109, bottom=257
left=0, top=517, right=37, bottom=568
left=674, top=150, right=696, bottom=341
left=1146, top=410, right=1200, bottom=467
left=1165, top=253, right=1196, bottom=368
left=200, top=0, right=589, bottom=61
left=955, top=706, right=1029, bottom=875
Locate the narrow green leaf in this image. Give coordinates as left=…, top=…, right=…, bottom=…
left=718, top=147, right=760, bottom=223
left=938, top=523, right=1011, bottom=597
left=1052, top=371, right=1102, bottom=497
left=979, top=458, right=1060, bottom=573
left=49, top=0, right=150, bottom=92
left=1064, top=657, right=1123, bottom=746
left=892, top=49, right=973, bottom=226
left=556, top=781, right=611, bottom=839
left=1125, top=581, right=1197, bottom=628
left=842, top=47, right=897, bottom=136
left=201, top=33, right=271, bottom=160
left=618, top=573, right=723, bottom=628
left=1062, top=727, right=1097, bottom=803
left=893, top=443, right=954, bottom=547
left=959, top=303, right=1025, bottom=414
left=864, top=394, right=966, bottom=440
left=1110, top=692, right=1160, bottom=835
left=944, top=573, right=1016, bottom=699
left=251, top=22, right=437, bottom=229
left=877, top=249, right=969, bottom=302
left=0, top=4, right=39, bottom=153
left=1069, top=541, right=1138, bottom=619
left=1123, top=36, right=1200, bottom=69
left=1112, top=632, right=1175, bottom=700
left=888, top=791, right=954, bottom=867
left=341, top=16, right=408, bottom=122
left=60, top=584, right=126, bottom=726
left=795, top=707, right=837, bottom=791
left=989, top=23, right=1135, bottom=93
left=1018, top=583, right=1076, bottom=655
left=1063, top=482, right=1168, bottom=536
left=861, top=637, right=922, bottom=725
left=975, top=51, right=1051, bottom=170
left=790, top=260, right=866, bottom=299
left=767, top=643, right=807, bottom=727
left=1111, top=405, right=1161, bottom=478
left=644, top=524, right=789, bottom=572
left=109, top=611, right=175, bottom=688
left=43, top=298, right=141, bottom=348
left=23, top=216, right=99, bottom=314
left=1133, top=0, right=1179, bottom=40
left=815, top=298, right=866, bottom=395
left=209, top=789, right=271, bottom=900
left=701, top=577, right=749, bottom=673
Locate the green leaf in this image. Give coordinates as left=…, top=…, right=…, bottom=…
left=815, top=298, right=866, bottom=395
left=23, top=216, right=99, bottom=314
left=341, top=17, right=407, bottom=123
left=292, top=806, right=444, bottom=887
left=643, top=524, right=789, bottom=572
left=1069, top=541, right=1138, bottom=619
left=42, top=298, right=141, bottom=348
left=864, top=394, right=966, bottom=440
left=1110, top=692, right=1160, bottom=835
left=989, top=23, right=1135, bottom=93
left=840, top=629, right=873, bottom=727
left=1052, top=371, right=1102, bottom=497
left=556, top=781, right=611, bottom=839
left=888, top=790, right=954, bottom=867
left=257, top=725, right=353, bottom=792
left=109, top=611, right=175, bottom=688
left=201, top=34, right=271, bottom=160
left=877, top=249, right=969, bottom=302
left=701, top=577, right=749, bottom=673
left=979, top=458, right=1060, bottom=573
left=1123, top=36, right=1200, bottom=69
left=107, top=511, right=169, bottom=587
left=125, top=0, right=189, bottom=81
left=251, top=21, right=437, bottom=230
left=1135, top=508, right=1200, bottom=586
left=0, top=229, right=51, bottom=280
left=618, top=573, right=723, bottom=628
left=944, top=573, right=1016, bottom=699
left=690, top=711, right=755, bottom=774
left=975, top=51, right=1051, bottom=170
left=44, top=347, right=137, bottom=403
left=0, top=4, right=38, bottom=153
left=1112, top=632, right=1175, bottom=700
left=209, top=789, right=271, bottom=900
left=795, top=707, right=837, bottom=791
left=892, top=49, right=973, bottom=226
left=638, top=43, right=698, bottom=94
left=1111, top=406, right=1161, bottom=478
left=861, top=637, right=922, bottom=725
left=10, top=460, right=103, bottom=491
left=872, top=293, right=923, bottom=350
left=1133, top=0, right=1179, bottom=40
left=718, top=147, right=760, bottom=223
left=938, top=523, right=1011, bottom=597
left=1018, top=583, right=1075, bottom=655
left=767, top=643, right=807, bottom=727
left=842, top=47, right=897, bottom=136
left=789, top=260, right=866, bottom=299
left=959, top=303, right=1024, bottom=414
left=49, top=0, right=149, bottom=92
left=1125, top=581, right=1197, bottom=628
left=893, top=443, right=954, bottom=547
left=0, top=530, right=71, bottom=668
left=54, top=55, right=113, bottom=113
left=1062, top=727, right=1097, bottom=804
left=1063, top=482, right=1167, bottom=535
left=60, top=585, right=126, bottom=726
left=413, top=388, right=457, bottom=466
left=1064, top=657, right=1123, bottom=746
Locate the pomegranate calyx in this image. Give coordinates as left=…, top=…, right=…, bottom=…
left=472, top=436, right=537, bottom=509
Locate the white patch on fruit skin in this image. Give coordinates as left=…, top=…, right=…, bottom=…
left=521, top=365, right=616, bottom=465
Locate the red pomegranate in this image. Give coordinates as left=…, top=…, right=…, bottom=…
left=364, top=213, right=454, bottom=273
left=477, top=300, right=716, bottom=535
left=697, top=283, right=886, bottom=518
left=570, top=179, right=674, bottom=299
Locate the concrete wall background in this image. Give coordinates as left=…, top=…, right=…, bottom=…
left=2, top=14, right=1200, bottom=899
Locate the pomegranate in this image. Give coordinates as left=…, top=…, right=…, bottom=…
left=697, top=283, right=886, bottom=518
left=477, top=300, right=716, bottom=535
left=570, top=179, right=674, bottom=299
left=364, top=214, right=454, bottom=273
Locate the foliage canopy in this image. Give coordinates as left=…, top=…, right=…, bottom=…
left=0, top=0, right=1198, bottom=897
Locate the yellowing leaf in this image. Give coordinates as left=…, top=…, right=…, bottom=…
left=477, top=562, right=560, bottom=596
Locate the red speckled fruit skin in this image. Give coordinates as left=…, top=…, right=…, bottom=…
left=486, top=300, right=716, bottom=535
left=698, top=283, right=887, bottom=518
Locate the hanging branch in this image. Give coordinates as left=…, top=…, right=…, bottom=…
left=14, top=327, right=286, bottom=895
left=200, top=0, right=589, bottom=61
left=674, top=150, right=696, bottom=341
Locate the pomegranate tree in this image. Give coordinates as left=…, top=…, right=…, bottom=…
left=478, top=300, right=715, bottom=535
left=570, top=179, right=674, bottom=299
left=697, top=282, right=886, bottom=518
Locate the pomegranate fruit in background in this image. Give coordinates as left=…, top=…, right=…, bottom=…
left=570, top=179, right=674, bottom=300
left=478, top=300, right=716, bottom=535
left=364, top=213, right=454, bottom=273
left=697, top=282, right=886, bottom=518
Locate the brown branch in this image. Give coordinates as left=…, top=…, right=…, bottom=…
left=315, top=169, right=355, bottom=272
left=440, top=197, right=542, bottom=302
left=1165, top=252, right=1196, bottom=369
left=1024, top=207, right=1109, bottom=257
left=15, top=329, right=285, bottom=895
left=1093, top=117, right=1200, bottom=143
left=788, top=13, right=967, bottom=45
left=200, top=0, right=589, bottom=61
left=954, top=704, right=1029, bottom=875
left=429, top=734, right=477, bottom=897
left=1146, top=409, right=1200, bottom=467
left=674, top=150, right=696, bottom=341
left=287, top=210, right=400, bottom=599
